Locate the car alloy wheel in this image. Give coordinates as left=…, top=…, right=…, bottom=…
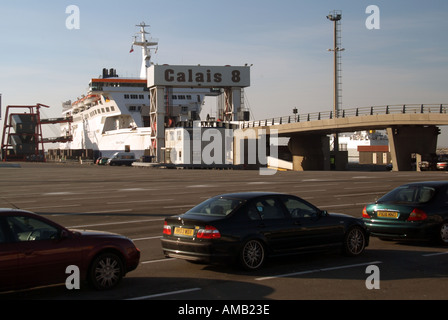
left=90, top=253, right=124, bottom=290
left=344, top=226, right=366, bottom=256
left=240, top=239, right=265, bottom=270
left=439, top=222, right=448, bottom=245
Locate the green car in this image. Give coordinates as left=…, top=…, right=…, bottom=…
left=362, top=181, right=448, bottom=245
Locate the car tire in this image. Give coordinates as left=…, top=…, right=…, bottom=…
left=438, top=221, right=448, bottom=246
left=239, top=239, right=265, bottom=271
left=343, top=226, right=366, bottom=256
left=89, top=252, right=124, bottom=290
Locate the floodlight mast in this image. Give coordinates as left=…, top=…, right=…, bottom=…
left=326, top=10, right=344, bottom=119
left=327, top=10, right=344, bottom=156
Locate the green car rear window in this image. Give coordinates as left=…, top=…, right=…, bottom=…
left=379, top=185, right=436, bottom=204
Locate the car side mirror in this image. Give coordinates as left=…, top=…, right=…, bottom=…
left=59, top=229, right=70, bottom=240
left=320, top=210, right=328, bottom=217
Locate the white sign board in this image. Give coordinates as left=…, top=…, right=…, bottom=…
left=148, top=65, right=250, bottom=88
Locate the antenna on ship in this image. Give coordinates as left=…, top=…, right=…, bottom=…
left=132, top=22, right=159, bottom=79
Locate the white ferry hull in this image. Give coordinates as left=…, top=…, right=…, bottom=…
left=59, top=127, right=151, bottom=159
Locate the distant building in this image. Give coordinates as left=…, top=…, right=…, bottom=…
left=358, top=145, right=391, bottom=165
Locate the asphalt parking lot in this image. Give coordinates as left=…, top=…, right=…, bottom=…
left=1, top=162, right=448, bottom=303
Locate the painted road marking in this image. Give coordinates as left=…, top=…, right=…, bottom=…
left=255, top=261, right=383, bottom=281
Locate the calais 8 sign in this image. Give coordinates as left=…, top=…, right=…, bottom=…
left=148, top=65, right=250, bottom=88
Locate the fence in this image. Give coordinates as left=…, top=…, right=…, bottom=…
left=241, top=104, right=448, bottom=128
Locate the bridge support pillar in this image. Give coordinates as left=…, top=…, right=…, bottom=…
left=387, top=125, right=439, bottom=171
left=288, top=134, right=331, bottom=171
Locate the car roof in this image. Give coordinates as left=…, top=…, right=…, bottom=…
left=403, top=181, right=448, bottom=187
left=213, top=192, right=286, bottom=200
left=0, top=208, right=35, bottom=215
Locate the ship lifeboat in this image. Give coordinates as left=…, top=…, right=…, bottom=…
left=72, top=96, right=86, bottom=108
left=84, top=94, right=100, bottom=105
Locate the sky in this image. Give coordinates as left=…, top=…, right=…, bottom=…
left=1, top=0, right=448, bottom=146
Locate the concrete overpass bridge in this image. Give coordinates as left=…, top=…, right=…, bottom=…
left=238, top=104, right=448, bottom=171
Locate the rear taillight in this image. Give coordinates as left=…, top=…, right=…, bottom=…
left=163, top=221, right=172, bottom=235
left=362, top=206, right=370, bottom=218
left=407, top=208, right=428, bottom=221
left=197, top=225, right=221, bottom=239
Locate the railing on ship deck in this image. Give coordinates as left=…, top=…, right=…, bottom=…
left=241, top=104, right=448, bottom=128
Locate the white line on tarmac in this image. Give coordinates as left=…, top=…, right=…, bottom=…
left=133, top=236, right=162, bottom=241
left=334, top=192, right=385, bottom=197
left=125, top=287, right=202, bottom=300
left=163, top=204, right=196, bottom=208
left=141, top=258, right=176, bottom=264
left=107, top=198, right=174, bottom=204
left=22, top=204, right=81, bottom=210
left=255, top=261, right=383, bottom=281
left=319, top=202, right=367, bottom=208
left=51, top=209, right=133, bottom=216
left=67, top=218, right=164, bottom=228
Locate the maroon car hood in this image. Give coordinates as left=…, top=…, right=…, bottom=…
left=70, top=229, right=126, bottom=238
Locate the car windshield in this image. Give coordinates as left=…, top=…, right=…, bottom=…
left=378, top=185, right=436, bottom=204
left=185, top=197, right=244, bottom=216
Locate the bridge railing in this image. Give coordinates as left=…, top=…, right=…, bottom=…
left=241, top=103, right=448, bottom=128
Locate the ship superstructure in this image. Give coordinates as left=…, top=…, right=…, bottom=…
left=58, top=23, right=206, bottom=160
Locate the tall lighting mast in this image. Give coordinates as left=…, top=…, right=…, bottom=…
left=327, top=10, right=344, bottom=154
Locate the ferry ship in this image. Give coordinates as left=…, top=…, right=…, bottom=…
left=58, top=23, right=205, bottom=160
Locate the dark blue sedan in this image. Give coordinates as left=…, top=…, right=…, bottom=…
left=161, top=192, right=369, bottom=270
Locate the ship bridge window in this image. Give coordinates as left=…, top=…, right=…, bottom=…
left=126, top=94, right=141, bottom=99
left=91, top=84, right=103, bottom=91
left=128, top=106, right=142, bottom=112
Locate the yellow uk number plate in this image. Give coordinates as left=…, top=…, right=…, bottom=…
left=174, top=228, right=194, bottom=237
left=376, top=211, right=398, bottom=218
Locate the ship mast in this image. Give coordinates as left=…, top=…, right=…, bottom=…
left=133, top=22, right=159, bottom=79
